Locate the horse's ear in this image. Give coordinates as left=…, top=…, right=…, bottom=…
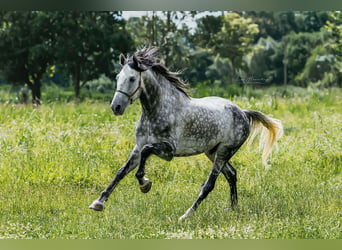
left=132, top=55, right=139, bottom=66
left=133, top=55, right=147, bottom=71
left=119, top=53, right=126, bottom=66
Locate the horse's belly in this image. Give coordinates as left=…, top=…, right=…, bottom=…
left=174, top=138, right=218, bottom=156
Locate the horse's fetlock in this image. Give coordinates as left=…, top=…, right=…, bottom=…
left=135, top=171, right=144, bottom=179
left=165, top=153, right=174, bottom=161
left=100, top=191, right=110, bottom=199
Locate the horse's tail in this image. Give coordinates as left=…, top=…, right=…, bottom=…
left=244, top=110, right=283, bottom=165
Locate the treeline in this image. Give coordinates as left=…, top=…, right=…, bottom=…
left=0, top=11, right=134, bottom=104
left=1, top=11, right=342, bottom=104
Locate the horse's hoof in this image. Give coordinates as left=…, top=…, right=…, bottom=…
left=139, top=180, right=152, bottom=193
left=89, top=200, right=105, bottom=211
left=178, top=208, right=194, bottom=222
left=178, top=214, right=188, bottom=222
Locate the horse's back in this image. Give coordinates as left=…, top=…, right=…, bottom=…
left=191, top=96, right=250, bottom=139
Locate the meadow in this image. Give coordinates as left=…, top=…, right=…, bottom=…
left=0, top=87, right=341, bottom=239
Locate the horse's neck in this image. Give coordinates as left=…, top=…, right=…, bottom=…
left=139, top=71, right=183, bottom=118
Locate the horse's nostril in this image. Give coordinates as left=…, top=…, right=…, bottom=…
left=115, top=105, right=121, bottom=113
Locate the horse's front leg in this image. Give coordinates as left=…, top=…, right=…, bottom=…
left=89, top=145, right=141, bottom=211
left=135, top=142, right=174, bottom=193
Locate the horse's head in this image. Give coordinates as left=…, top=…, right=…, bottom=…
left=111, top=54, right=146, bottom=115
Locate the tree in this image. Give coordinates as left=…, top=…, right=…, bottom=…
left=243, top=11, right=298, bottom=42
left=205, top=55, right=234, bottom=86
left=249, top=36, right=279, bottom=84
left=295, top=45, right=336, bottom=87
left=211, top=12, right=259, bottom=81
left=53, top=11, right=134, bottom=99
left=125, top=11, right=193, bottom=70
left=0, top=11, right=56, bottom=104
left=185, top=49, right=214, bottom=85
left=325, top=12, right=342, bottom=87
left=191, top=14, right=223, bottom=49
left=265, top=30, right=331, bottom=86
left=300, top=11, right=332, bottom=33
left=326, top=12, right=342, bottom=59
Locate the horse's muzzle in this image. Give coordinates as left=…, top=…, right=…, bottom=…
left=111, top=103, right=124, bottom=115
left=111, top=92, right=130, bottom=115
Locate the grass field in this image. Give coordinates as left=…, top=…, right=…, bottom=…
left=0, top=87, right=341, bottom=239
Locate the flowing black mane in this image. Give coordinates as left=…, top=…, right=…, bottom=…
left=127, top=46, right=190, bottom=97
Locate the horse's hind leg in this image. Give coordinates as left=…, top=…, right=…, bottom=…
left=221, top=162, right=238, bottom=208
left=205, top=152, right=238, bottom=209
left=135, top=142, right=174, bottom=193
left=179, top=155, right=225, bottom=221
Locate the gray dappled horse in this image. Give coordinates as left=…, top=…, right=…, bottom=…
left=89, top=47, right=283, bottom=221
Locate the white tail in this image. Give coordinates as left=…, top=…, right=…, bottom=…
left=244, top=110, right=284, bottom=165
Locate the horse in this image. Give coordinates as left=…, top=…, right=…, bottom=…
left=89, top=46, right=283, bottom=221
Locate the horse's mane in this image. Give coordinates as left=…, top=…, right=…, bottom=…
left=127, top=46, right=190, bottom=97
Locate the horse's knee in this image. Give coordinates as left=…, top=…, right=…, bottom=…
left=141, top=144, right=154, bottom=158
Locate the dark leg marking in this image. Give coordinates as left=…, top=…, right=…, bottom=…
left=179, top=156, right=224, bottom=220
left=89, top=145, right=141, bottom=211
left=135, top=142, right=174, bottom=193
left=221, top=162, right=238, bottom=208
left=192, top=165, right=222, bottom=210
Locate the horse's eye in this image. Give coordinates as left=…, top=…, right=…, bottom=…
left=129, top=77, right=136, bottom=82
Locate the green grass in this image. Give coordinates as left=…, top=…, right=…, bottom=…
left=0, top=88, right=341, bottom=239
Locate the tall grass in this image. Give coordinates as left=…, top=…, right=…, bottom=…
left=0, top=88, right=341, bottom=239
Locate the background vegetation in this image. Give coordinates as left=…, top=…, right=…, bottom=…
left=1, top=11, right=342, bottom=104
left=0, top=11, right=341, bottom=239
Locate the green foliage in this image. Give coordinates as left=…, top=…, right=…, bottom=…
left=52, top=11, right=134, bottom=98
left=0, top=11, right=134, bottom=103
left=0, top=11, right=56, bottom=103
left=249, top=36, right=278, bottom=83
left=245, top=11, right=332, bottom=41
left=84, top=75, right=114, bottom=94
left=212, top=12, right=259, bottom=74
left=192, top=14, right=223, bottom=49
left=326, top=13, right=342, bottom=58
left=0, top=82, right=114, bottom=104
left=126, top=11, right=192, bottom=70
left=285, top=31, right=329, bottom=84
left=295, top=45, right=336, bottom=87
left=1, top=10, right=341, bottom=102
left=1, top=89, right=342, bottom=238
left=185, top=49, right=214, bottom=85
left=244, top=11, right=297, bottom=41
left=325, top=12, right=342, bottom=87
left=259, top=30, right=332, bottom=86
left=237, top=11, right=336, bottom=87
left=205, top=55, right=234, bottom=85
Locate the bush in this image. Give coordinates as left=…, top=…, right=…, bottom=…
left=84, top=75, right=114, bottom=94
left=295, top=45, right=336, bottom=87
